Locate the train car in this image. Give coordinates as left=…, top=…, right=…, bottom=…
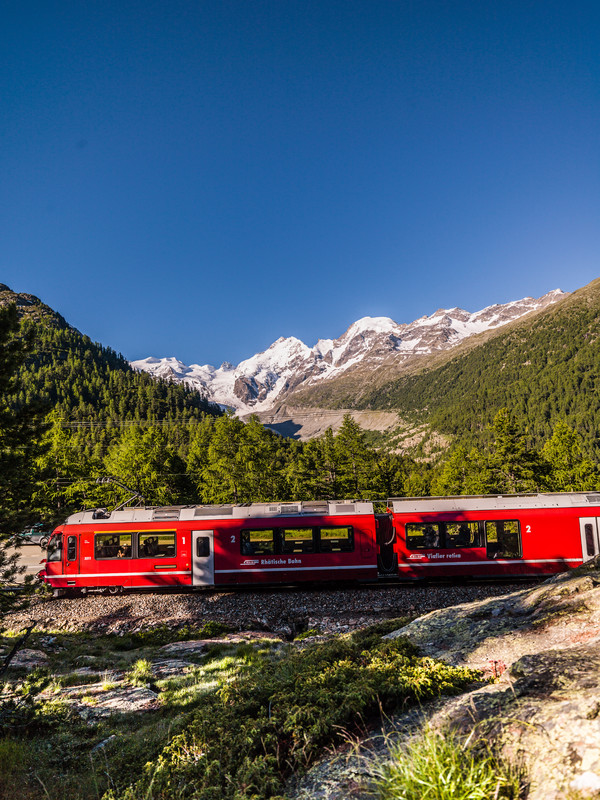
left=39, top=491, right=600, bottom=595
left=40, top=500, right=379, bottom=595
left=387, top=491, right=600, bottom=580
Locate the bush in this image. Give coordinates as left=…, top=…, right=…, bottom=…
left=107, top=634, right=480, bottom=800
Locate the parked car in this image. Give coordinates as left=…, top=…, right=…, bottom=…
left=11, top=523, right=52, bottom=547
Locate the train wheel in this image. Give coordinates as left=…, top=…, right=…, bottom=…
left=107, top=585, right=123, bottom=595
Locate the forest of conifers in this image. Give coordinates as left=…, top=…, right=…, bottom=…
left=1, top=281, right=600, bottom=534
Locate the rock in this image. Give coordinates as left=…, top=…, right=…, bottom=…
left=9, top=648, right=48, bottom=668
left=159, top=632, right=282, bottom=656
left=71, top=685, right=159, bottom=719
left=571, top=771, right=600, bottom=795
left=273, top=623, right=294, bottom=640
left=160, top=640, right=208, bottom=656
left=91, top=735, right=117, bottom=753
left=288, top=755, right=373, bottom=800
left=151, top=659, right=193, bottom=678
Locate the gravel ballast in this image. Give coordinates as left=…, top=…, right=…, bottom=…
left=1, top=582, right=536, bottom=637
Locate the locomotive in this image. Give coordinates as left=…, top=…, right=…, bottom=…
left=39, top=491, right=600, bottom=596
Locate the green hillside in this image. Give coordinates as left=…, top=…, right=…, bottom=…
left=0, top=284, right=218, bottom=432
left=358, top=278, right=600, bottom=454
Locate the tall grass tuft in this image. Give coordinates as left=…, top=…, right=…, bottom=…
left=126, top=659, right=155, bottom=688
left=373, top=727, right=524, bottom=800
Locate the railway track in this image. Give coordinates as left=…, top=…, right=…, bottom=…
left=1, top=579, right=540, bottom=636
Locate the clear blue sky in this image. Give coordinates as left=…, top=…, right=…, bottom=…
left=2, top=1, right=599, bottom=366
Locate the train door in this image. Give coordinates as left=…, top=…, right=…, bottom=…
left=376, top=514, right=397, bottom=574
left=579, top=518, right=600, bottom=562
left=64, top=533, right=80, bottom=578
left=192, top=530, right=215, bottom=586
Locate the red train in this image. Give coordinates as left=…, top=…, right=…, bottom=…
left=39, top=491, right=600, bottom=595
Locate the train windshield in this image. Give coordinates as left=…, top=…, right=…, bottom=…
left=46, top=533, right=63, bottom=562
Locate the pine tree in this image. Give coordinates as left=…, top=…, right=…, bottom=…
left=334, top=414, right=372, bottom=498
left=542, top=421, right=599, bottom=491
left=29, top=411, right=101, bottom=520
left=487, top=408, right=544, bottom=493
left=287, top=438, right=323, bottom=500
left=430, top=445, right=496, bottom=496
left=103, top=426, right=192, bottom=506
left=237, top=416, right=283, bottom=502
left=204, top=414, right=246, bottom=503
left=320, top=428, right=339, bottom=499
left=186, top=417, right=216, bottom=502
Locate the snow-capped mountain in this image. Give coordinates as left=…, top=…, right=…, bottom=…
left=131, top=290, right=566, bottom=414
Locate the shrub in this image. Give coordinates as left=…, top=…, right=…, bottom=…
left=107, top=634, right=480, bottom=800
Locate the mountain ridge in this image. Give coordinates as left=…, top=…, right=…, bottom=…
left=131, top=290, right=566, bottom=414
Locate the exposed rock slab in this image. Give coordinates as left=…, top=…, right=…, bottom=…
left=427, top=638, right=600, bottom=799
left=385, top=569, right=600, bottom=674
left=63, top=683, right=160, bottom=719
left=8, top=648, right=49, bottom=668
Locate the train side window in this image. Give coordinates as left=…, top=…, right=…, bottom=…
left=281, top=527, right=315, bottom=554
left=95, top=533, right=132, bottom=559
left=585, top=524, right=596, bottom=555
left=485, top=521, right=522, bottom=559
left=446, top=522, right=481, bottom=548
left=406, top=523, right=441, bottom=549
left=66, top=535, right=77, bottom=561
left=241, top=529, right=275, bottom=555
left=47, top=534, right=63, bottom=562
left=319, top=526, right=354, bottom=553
left=139, top=532, right=176, bottom=558
left=196, top=537, right=210, bottom=558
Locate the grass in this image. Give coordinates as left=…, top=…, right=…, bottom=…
left=293, top=627, right=321, bottom=641
left=126, top=659, right=156, bottom=688
left=0, top=738, right=27, bottom=796
left=372, top=727, right=524, bottom=800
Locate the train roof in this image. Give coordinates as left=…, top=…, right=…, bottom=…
left=64, top=500, right=374, bottom=525
left=387, top=491, right=600, bottom=514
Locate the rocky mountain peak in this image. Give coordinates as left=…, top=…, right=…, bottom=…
left=131, top=289, right=568, bottom=414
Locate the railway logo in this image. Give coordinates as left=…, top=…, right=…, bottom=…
left=241, top=559, right=260, bottom=566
